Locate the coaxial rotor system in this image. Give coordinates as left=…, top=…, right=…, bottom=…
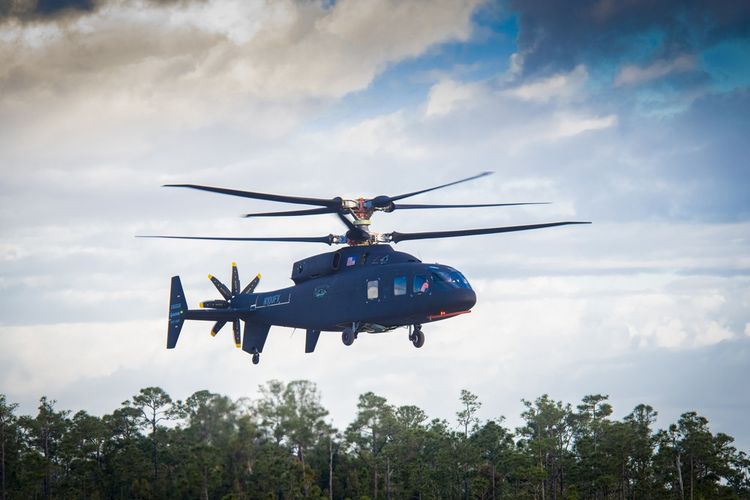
left=139, top=171, right=590, bottom=245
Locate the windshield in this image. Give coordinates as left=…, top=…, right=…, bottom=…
left=430, top=269, right=472, bottom=289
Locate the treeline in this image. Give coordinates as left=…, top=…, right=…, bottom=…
left=1, top=382, right=749, bottom=499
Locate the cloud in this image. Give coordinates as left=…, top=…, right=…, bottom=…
left=508, top=0, right=750, bottom=76
left=503, top=64, right=588, bottom=102
left=0, top=0, right=483, bottom=160
left=615, top=54, right=697, bottom=86
left=425, top=79, right=485, bottom=116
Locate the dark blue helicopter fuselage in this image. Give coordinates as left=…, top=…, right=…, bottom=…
left=170, top=244, right=476, bottom=358
left=232, top=244, right=476, bottom=331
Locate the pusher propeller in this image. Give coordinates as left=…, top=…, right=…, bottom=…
left=200, top=262, right=262, bottom=348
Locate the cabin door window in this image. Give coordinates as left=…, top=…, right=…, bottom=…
left=367, top=279, right=379, bottom=300
left=394, top=276, right=407, bottom=296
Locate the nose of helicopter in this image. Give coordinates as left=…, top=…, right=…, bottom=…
left=449, top=287, right=476, bottom=312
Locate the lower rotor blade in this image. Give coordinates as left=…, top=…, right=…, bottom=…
left=242, top=207, right=335, bottom=218
left=388, top=221, right=591, bottom=243
left=233, top=319, right=241, bottom=348
left=210, top=320, right=227, bottom=337
left=231, top=262, right=240, bottom=295
left=208, top=275, right=232, bottom=300
left=394, top=202, right=550, bottom=210
left=137, top=235, right=337, bottom=244
left=241, top=273, right=261, bottom=294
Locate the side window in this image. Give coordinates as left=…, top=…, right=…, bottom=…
left=394, top=276, right=406, bottom=296
left=413, top=275, right=429, bottom=294
left=367, top=279, right=379, bottom=300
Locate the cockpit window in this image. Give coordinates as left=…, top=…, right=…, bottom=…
left=413, top=275, right=430, bottom=294
left=430, top=270, right=472, bottom=289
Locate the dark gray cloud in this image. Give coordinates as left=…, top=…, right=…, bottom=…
left=509, top=0, right=750, bottom=75
left=1, top=0, right=93, bottom=20
left=0, top=0, right=197, bottom=21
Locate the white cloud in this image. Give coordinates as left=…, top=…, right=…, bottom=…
left=425, top=79, right=485, bottom=117
left=615, top=54, right=697, bottom=87
left=0, top=0, right=482, bottom=158
left=552, top=113, right=618, bottom=138
left=503, top=65, right=588, bottom=102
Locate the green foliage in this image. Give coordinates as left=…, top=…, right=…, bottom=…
left=0, top=386, right=748, bottom=499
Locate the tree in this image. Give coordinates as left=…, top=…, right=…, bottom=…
left=181, top=390, right=237, bottom=500
left=18, top=397, right=70, bottom=499
left=471, top=419, right=516, bottom=500
left=573, top=394, right=616, bottom=497
left=0, top=395, right=19, bottom=500
left=345, top=392, right=394, bottom=500
left=517, top=395, right=575, bottom=500
left=623, top=403, right=658, bottom=497
left=127, top=387, right=179, bottom=486
left=456, top=389, right=482, bottom=499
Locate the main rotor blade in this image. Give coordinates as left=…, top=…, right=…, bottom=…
left=137, top=235, right=336, bottom=244
left=388, top=171, right=493, bottom=202
left=394, top=201, right=550, bottom=210
left=388, top=221, right=591, bottom=243
left=242, top=207, right=335, bottom=218
left=164, top=184, right=339, bottom=208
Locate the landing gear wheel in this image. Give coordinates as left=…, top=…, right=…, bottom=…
left=412, top=329, right=424, bottom=348
left=252, top=352, right=260, bottom=365
left=342, top=329, right=355, bottom=346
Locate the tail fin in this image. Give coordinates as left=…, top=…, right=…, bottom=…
left=167, top=276, right=188, bottom=348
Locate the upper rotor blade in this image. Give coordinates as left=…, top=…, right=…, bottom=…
left=394, top=201, right=550, bottom=210
left=164, top=184, right=340, bottom=208
left=388, top=171, right=493, bottom=202
left=242, top=207, right=336, bottom=218
left=388, top=221, right=591, bottom=243
left=137, top=235, right=336, bottom=244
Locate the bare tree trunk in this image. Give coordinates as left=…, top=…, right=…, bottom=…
left=385, top=457, right=391, bottom=500
left=492, top=463, right=496, bottom=500
left=1, top=432, right=5, bottom=500
left=328, top=438, right=333, bottom=500
left=300, top=445, right=309, bottom=497
left=676, top=451, right=684, bottom=500
left=202, top=466, right=209, bottom=500
left=44, top=428, right=50, bottom=500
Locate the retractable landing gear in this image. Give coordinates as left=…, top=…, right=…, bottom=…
left=342, top=323, right=359, bottom=346
left=251, top=349, right=260, bottom=365
left=408, top=324, right=424, bottom=348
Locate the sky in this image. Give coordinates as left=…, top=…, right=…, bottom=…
left=1, top=0, right=749, bottom=449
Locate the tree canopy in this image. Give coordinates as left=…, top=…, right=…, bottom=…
left=0, top=383, right=748, bottom=499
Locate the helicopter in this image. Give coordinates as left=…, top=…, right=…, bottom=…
left=140, top=171, right=589, bottom=365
